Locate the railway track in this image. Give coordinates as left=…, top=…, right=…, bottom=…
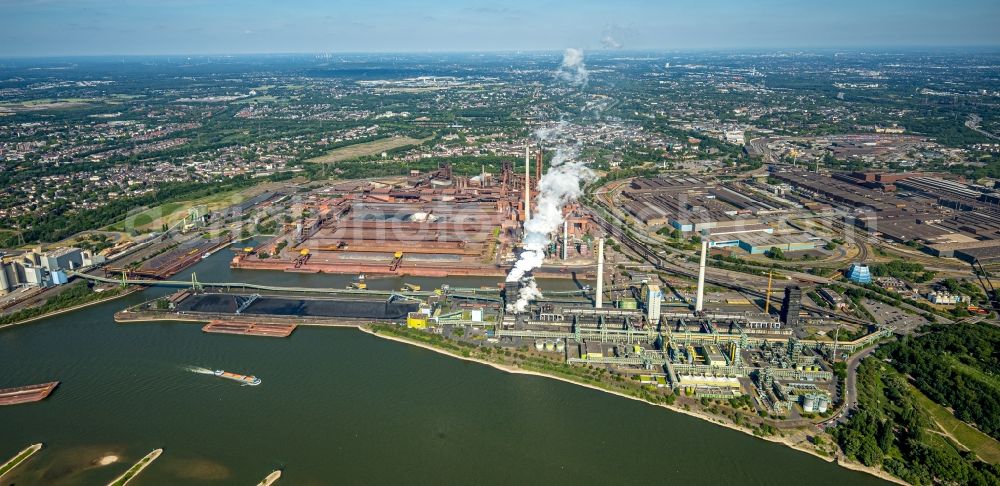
left=584, top=205, right=871, bottom=325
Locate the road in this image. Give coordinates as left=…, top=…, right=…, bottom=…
left=966, top=114, right=1000, bottom=141
left=817, top=344, right=878, bottom=429
left=843, top=345, right=877, bottom=419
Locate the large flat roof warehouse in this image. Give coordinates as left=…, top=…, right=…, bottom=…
left=955, top=244, right=1000, bottom=264
left=924, top=238, right=1000, bottom=260
left=628, top=175, right=713, bottom=193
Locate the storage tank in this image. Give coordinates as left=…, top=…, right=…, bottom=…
left=556, top=340, right=566, bottom=352
left=544, top=341, right=555, bottom=352
left=0, top=264, right=10, bottom=293
left=802, top=395, right=816, bottom=412
left=535, top=340, right=544, bottom=351
left=818, top=395, right=830, bottom=413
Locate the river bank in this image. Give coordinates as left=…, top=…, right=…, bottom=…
left=0, top=443, right=42, bottom=479
left=0, top=286, right=139, bottom=332
left=108, top=448, right=162, bottom=486
left=0, top=233, right=891, bottom=485
left=357, top=325, right=906, bottom=486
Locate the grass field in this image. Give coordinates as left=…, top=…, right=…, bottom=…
left=908, top=383, right=1000, bottom=464
left=106, top=189, right=251, bottom=233
left=0, top=95, right=143, bottom=113
left=945, top=354, right=1000, bottom=390
left=0, top=100, right=91, bottom=112
left=306, top=136, right=428, bottom=163
left=233, top=95, right=279, bottom=104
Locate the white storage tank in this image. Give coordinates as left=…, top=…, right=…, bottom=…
left=802, top=395, right=816, bottom=412
left=818, top=395, right=830, bottom=413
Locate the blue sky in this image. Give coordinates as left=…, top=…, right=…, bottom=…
left=2, top=0, right=998, bottom=56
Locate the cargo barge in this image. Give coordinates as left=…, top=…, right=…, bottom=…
left=202, top=321, right=296, bottom=338
left=214, top=370, right=261, bottom=386
left=109, top=234, right=232, bottom=279
left=0, top=381, right=59, bottom=405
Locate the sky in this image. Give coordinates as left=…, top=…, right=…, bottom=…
left=1, top=0, right=999, bottom=57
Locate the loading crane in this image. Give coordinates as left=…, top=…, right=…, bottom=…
left=972, top=259, right=1000, bottom=312
left=293, top=248, right=311, bottom=268
left=390, top=251, right=403, bottom=272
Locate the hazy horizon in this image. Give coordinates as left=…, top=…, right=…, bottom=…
left=2, top=0, right=999, bottom=57
left=2, top=46, right=1000, bottom=62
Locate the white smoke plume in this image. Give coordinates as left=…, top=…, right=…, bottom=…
left=600, top=33, right=623, bottom=49
left=600, top=23, right=630, bottom=50
left=506, top=135, right=595, bottom=313
left=556, top=48, right=588, bottom=86
left=505, top=47, right=595, bottom=313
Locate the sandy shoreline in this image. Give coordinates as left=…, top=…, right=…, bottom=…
left=357, top=326, right=907, bottom=485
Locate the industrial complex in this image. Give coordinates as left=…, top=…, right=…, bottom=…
left=13, top=137, right=1000, bottom=441
left=109, top=148, right=961, bottom=424
left=232, top=156, right=595, bottom=278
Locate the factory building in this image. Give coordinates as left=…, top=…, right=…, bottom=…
left=22, top=264, right=48, bottom=288
left=581, top=341, right=604, bottom=360
left=926, top=291, right=964, bottom=305
left=776, top=169, right=1000, bottom=258
left=846, top=264, right=872, bottom=284
left=705, top=232, right=820, bottom=255
left=954, top=243, right=1000, bottom=264
left=40, top=247, right=84, bottom=272
left=780, top=286, right=802, bottom=327
left=82, top=250, right=106, bottom=267
left=735, top=233, right=819, bottom=254
left=818, top=288, right=847, bottom=310
left=643, top=283, right=662, bottom=324
left=621, top=176, right=781, bottom=231
left=0, top=249, right=83, bottom=293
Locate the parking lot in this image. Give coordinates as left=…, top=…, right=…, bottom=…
left=862, top=298, right=927, bottom=332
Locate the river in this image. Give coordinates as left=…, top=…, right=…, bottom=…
left=0, top=246, right=888, bottom=485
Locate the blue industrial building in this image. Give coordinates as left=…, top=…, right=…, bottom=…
left=846, top=263, right=872, bottom=284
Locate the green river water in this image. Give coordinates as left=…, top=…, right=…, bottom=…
left=0, top=247, right=888, bottom=485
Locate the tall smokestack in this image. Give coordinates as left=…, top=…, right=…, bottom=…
left=524, top=146, right=531, bottom=222
left=695, top=239, right=707, bottom=313
left=536, top=150, right=543, bottom=188
left=562, top=220, right=568, bottom=260
left=595, top=238, right=604, bottom=308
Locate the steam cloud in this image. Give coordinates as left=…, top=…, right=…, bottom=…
left=600, top=24, right=629, bottom=50
left=506, top=48, right=597, bottom=313
left=556, top=48, right=589, bottom=86
left=506, top=134, right=595, bottom=313
left=600, top=35, right=623, bottom=49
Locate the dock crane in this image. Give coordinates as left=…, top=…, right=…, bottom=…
left=390, top=251, right=404, bottom=272
left=293, top=248, right=311, bottom=268
left=972, top=259, right=1000, bottom=312
left=763, top=270, right=774, bottom=314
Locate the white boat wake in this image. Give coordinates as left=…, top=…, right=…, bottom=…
left=183, top=365, right=215, bottom=375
